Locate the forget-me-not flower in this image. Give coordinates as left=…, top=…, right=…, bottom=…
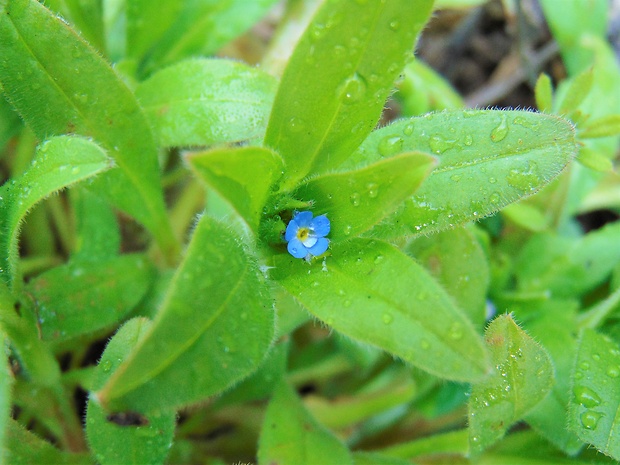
left=285, top=211, right=330, bottom=259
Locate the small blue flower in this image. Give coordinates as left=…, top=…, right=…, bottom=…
left=285, top=211, right=330, bottom=259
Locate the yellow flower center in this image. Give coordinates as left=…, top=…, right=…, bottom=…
left=296, top=227, right=310, bottom=242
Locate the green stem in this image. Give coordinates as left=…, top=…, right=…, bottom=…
left=46, top=195, right=75, bottom=255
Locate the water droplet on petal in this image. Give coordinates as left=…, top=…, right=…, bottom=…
left=403, top=123, right=414, bottom=136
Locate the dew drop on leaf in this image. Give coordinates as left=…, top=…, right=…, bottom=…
left=349, top=192, right=361, bottom=206
left=490, top=114, right=509, bottom=142
left=580, top=410, right=603, bottom=430
left=606, top=365, right=620, bottom=378
left=378, top=135, right=404, bottom=156
left=573, top=385, right=602, bottom=408
left=339, top=73, right=367, bottom=104
left=382, top=313, right=393, bottom=324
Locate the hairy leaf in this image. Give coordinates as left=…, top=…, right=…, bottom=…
left=136, top=58, right=277, bottom=147
left=348, top=110, right=577, bottom=238
left=469, top=315, right=554, bottom=455
left=96, top=215, right=275, bottom=412
left=0, top=136, right=111, bottom=288
left=271, top=239, right=490, bottom=382
left=265, top=0, right=434, bottom=189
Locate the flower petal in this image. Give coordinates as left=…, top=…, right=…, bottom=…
left=310, top=215, right=330, bottom=237
left=287, top=238, right=308, bottom=259
left=307, top=237, right=329, bottom=257
left=285, top=219, right=299, bottom=241
left=293, top=211, right=313, bottom=227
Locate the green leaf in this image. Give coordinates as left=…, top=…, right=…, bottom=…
left=348, top=110, right=578, bottom=238
left=521, top=300, right=583, bottom=455
left=353, top=452, right=412, bottom=465
left=44, top=0, right=105, bottom=51
left=579, top=115, right=620, bottom=139
left=568, top=329, right=620, bottom=460
left=557, top=68, right=594, bottom=114
left=295, top=152, right=436, bottom=242
left=136, top=58, right=277, bottom=148
left=0, top=135, right=111, bottom=288
left=271, top=239, right=490, bottom=383
left=534, top=73, right=553, bottom=113
left=257, top=380, right=353, bottom=465
left=187, top=146, right=283, bottom=232
left=265, top=0, right=434, bottom=189
left=0, top=0, right=177, bottom=259
left=3, top=419, right=92, bottom=465
left=96, top=215, right=275, bottom=412
left=26, top=255, right=153, bottom=343
left=406, top=226, right=489, bottom=326
left=0, top=331, right=11, bottom=459
left=71, top=189, right=120, bottom=262
left=0, top=95, right=21, bottom=150
left=515, top=222, right=620, bottom=298
left=86, top=318, right=175, bottom=465
left=468, top=314, right=554, bottom=455
left=136, top=0, right=279, bottom=75
left=576, top=146, right=614, bottom=172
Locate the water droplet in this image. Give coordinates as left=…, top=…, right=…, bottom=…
left=288, top=117, right=306, bottom=133
left=592, top=353, right=601, bottom=361
left=464, top=134, right=473, bottom=146
left=382, top=313, right=393, bottom=324
left=574, top=386, right=602, bottom=408
left=403, top=123, right=414, bottom=136
left=417, top=291, right=427, bottom=301
left=310, top=23, right=326, bottom=40
left=580, top=411, right=603, bottom=430
left=389, top=19, right=400, bottom=31
left=366, top=182, right=379, bottom=198
left=343, top=225, right=352, bottom=235
left=429, top=135, right=457, bottom=154
left=312, top=281, right=320, bottom=288
left=490, top=114, right=509, bottom=142
left=101, top=360, right=112, bottom=373
left=580, top=361, right=590, bottom=370
left=488, top=177, right=497, bottom=184
left=490, top=192, right=501, bottom=204
left=606, top=365, right=620, bottom=378
left=349, top=192, right=361, bottom=206
left=450, top=174, right=462, bottom=182
left=71, top=166, right=80, bottom=174
left=374, top=255, right=384, bottom=264
left=449, top=322, right=463, bottom=340
left=472, top=435, right=480, bottom=443
left=326, top=317, right=334, bottom=326
left=378, top=135, right=404, bottom=156
left=339, top=73, right=367, bottom=104
left=240, top=312, right=248, bottom=321
left=343, top=299, right=352, bottom=308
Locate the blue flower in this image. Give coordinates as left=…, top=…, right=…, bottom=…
left=285, top=211, right=330, bottom=259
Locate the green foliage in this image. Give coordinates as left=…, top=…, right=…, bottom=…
left=0, top=0, right=618, bottom=463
